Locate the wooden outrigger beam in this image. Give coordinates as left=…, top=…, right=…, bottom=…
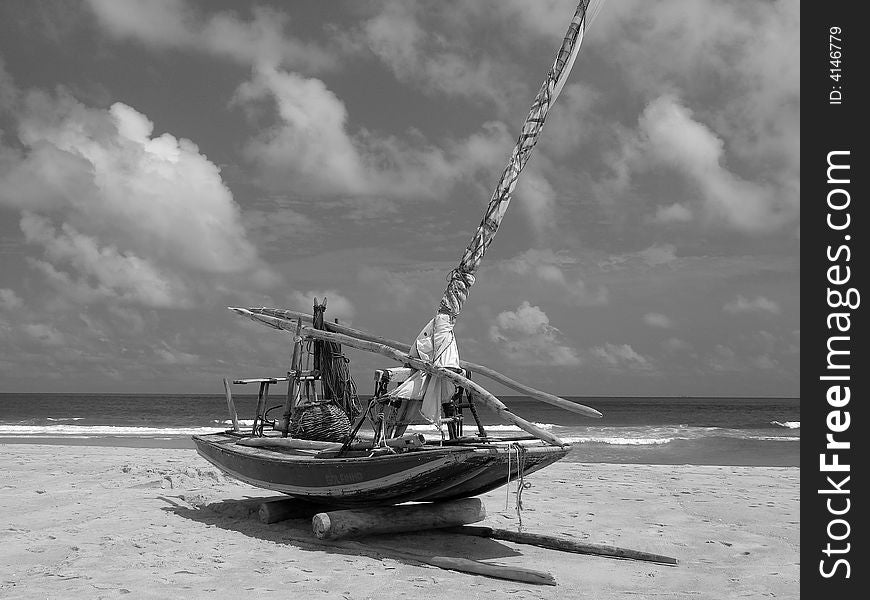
left=445, top=525, right=679, bottom=566
left=229, top=308, right=566, bottom=446
left=232, top=307, right=602, bottom=419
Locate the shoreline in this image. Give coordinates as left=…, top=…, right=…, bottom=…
left=0, top=443, right=799, bottom=599
left=0, top=435, right=799, bottom=467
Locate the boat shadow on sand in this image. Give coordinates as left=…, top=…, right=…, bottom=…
left=157, top=494, right=525, bottom=568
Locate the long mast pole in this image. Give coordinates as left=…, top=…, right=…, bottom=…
left=438, top=0, right=593, bottom=320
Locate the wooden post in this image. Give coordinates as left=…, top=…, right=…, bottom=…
left=280, top=318, right=304, bottom=437
left=222, top=377, right=240, bottom=432
left=343, top=541, right=556, bottom=585
left=312, top=498, right=486, bottom=540
left=252, top=381, right=267, bottom=435
left=445, top=525, right=679, bottom=565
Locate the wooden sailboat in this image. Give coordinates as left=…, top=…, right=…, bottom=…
left=194, top=0, right=604, bottom=508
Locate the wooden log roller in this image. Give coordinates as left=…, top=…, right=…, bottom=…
left=312, top=498, right=486, bottom=540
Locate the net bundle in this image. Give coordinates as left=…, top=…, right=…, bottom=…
left=288, top=400, right=351, bottom=442
left=313, top=301, right=362, bottom=422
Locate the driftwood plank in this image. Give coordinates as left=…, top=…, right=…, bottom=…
left=280, top=318, right=303, bottom=437
left=341, top=541, right=556, bottom=585
left=222, top=378, right=240, bottom=432
left=445, top=526, right=679, bottom=565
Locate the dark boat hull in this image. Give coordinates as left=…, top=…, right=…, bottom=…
left=193, top=432, right=570, bottom=507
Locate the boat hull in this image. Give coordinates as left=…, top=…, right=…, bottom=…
left=193, top=433, right=569, bottom=507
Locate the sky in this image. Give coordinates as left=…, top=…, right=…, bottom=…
left=0, top=0, right=800, bottom=397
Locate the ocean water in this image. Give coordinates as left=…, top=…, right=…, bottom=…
left=0, top=393, right=799, bottom=467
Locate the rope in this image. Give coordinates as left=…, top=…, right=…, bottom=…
left=504, top=443, right=531, bottom=532
left=513, top=443, right=531, bottom=532
left=505, top=445, right=512, bottom=511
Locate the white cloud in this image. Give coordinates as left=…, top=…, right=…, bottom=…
left=154, top=343, right=201, bottom=366
left=85, top=0, right=336, bottom=72
left=708, top=344, right=739, bottom=372
left=652, top=203, right=693, bottom=224
left=591, top=342, right=651, bottom=370
left=501, top=249, right=607, bottom=306
left=515, top=168, right=557, bottom=238
left=489, top=301, right=581, bottom=366
left=23, top=322, right=65, bottom=346
left=349, top=0, right=606, bottom=110
left=235, top=65, right=511, bottom=199
left=637, top=96, right=793, bottom=233
left=352, top=2, right=520, bottom=110
left=235, top=67, right=370, bottom=195
left=636, top=243, right=677, bottom=266
left=241, top=206, right=319, bottom=250
left=358, top=266, right=427, bottom=312
left=589, top=0, right=799, bottom=235
left=662, top=337, right=692, bottom=354
left=643, top=313, right=672, bottom=328
left=21, top=213, right=190, bottom=308
left=0, top=289, right=23, bottom=311
left=723, top=295, right=781, bottom=316
left=601, top=243, right=678, bottom=271
left=0, top=91, right=275, bottom=307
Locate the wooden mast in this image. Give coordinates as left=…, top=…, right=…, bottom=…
left=438, top=0, right=594, bottom=320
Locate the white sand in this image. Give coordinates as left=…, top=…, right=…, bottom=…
left=0, top=444, right=799, bottom=599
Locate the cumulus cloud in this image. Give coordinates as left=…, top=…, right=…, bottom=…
left=652, top=203, right=692, bottom=224
left=235, top=65, right=511, bottom=199
left=0, top=57, right=17, bottom=110
left=348, top=0, right=606, bottom=110
left=636, top=243, right=677, bottom=266
left=21, top=213, right=190, bottom=308
left=241, top=206, right=319, bottom=250
left=589, top=0, right=799, bottom=236
left=500, top=249, right=607, bottom=306
left=639, top=96, right=793, bottom=232
left=591, top=342, right=651, bottom=370
left=662, top=337, right=692, bottom=354
left=350, top=2, right=521, bottom=110
left=0, top=89, right=275, bottom=307
left=234, top=67, right=370, bottom=195
left=597, top=0, right=798, bottom=157
left=358, top=266, right=429, bottom=312
left=600, top=243, right=677, bottom=271
left=643, top=313, right=672, bottom=328
left=489, top=301, right=581, bottom=366
left=723, top=295, right=781, bottom=316
left=23, top=322, right=65, bottom=346
left=515, top=168, right=557, bottom=238
left=603, top=95, right=795, bottom=234
left=85, top=0, right=336, bottom=72
left=0, top=289, right=24, bottom=311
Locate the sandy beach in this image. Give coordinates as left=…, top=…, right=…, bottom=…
left=0, top=443, right=799, bottom=599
